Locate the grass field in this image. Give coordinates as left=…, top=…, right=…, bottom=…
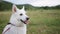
left=0, top=9, right=60, bottom=34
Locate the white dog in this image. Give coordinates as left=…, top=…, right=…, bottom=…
left=2, top=4, right=29, bottom=34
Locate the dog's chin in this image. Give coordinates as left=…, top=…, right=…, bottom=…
left=20, top=19, right=28, bottom=24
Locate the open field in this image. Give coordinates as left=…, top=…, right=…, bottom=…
left=0, top=9, right=60, bottom=34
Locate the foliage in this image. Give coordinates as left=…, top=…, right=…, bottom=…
left=0, top=1, right=60, bottom=11
left=0, top=1, right=12, bottom=11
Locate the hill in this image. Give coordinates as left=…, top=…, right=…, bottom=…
left=0, top=1, right=60, bottom=11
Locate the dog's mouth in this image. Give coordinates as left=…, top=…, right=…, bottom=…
left=20, top=19, right=28, bottom=24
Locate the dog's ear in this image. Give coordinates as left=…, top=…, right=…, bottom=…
left=21, top=6, right=25, bottom=11
left=12, top=4, right=17, bottom=12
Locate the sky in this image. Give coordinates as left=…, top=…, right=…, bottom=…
left=3, top=0, right=60, bottom=7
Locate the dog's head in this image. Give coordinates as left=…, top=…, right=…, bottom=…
left=12, top=5, right=29, bottom=24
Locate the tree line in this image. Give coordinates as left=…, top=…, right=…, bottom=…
left=0, top=1, right=60, bottom=11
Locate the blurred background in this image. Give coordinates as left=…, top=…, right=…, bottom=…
left=0, top=0, right=60, bottom=34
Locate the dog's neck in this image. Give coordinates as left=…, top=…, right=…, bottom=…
left=9, top=14, right=26, bottom=27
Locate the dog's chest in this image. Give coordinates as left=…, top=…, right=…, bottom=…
left=11, top=26, right=26, bottom=34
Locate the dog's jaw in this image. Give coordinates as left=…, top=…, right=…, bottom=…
left=9, top=15, right=26, bottom=27
left=20, top=19, right=28, bottom=24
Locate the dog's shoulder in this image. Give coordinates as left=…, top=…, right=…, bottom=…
left=2, top=25, right=11, bottom=34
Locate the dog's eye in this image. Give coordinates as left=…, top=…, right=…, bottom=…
left=20, top=13, right=23, bottom=16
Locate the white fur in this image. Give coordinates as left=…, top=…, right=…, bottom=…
left=2, top=5, right=29, bottom=34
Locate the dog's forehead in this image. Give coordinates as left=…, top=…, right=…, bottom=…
left=17, top=10, right=26, bottom=14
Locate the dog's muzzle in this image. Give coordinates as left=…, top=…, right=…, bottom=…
left=20, top=18, right=29, bottom=24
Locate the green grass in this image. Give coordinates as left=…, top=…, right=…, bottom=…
left=0, top=9, right=60, bottom=34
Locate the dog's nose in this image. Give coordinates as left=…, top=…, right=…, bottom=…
left=26, top=17, right=29, bottom=20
